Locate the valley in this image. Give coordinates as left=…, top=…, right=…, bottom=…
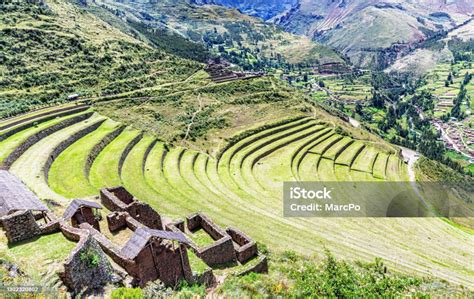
left=0, top=0, right=473, bottom=297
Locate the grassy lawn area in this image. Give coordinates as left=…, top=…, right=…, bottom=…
left=89, top=127, right=142, bottom=190
left=2, top=232, right=76, bottom=284
left=187, top=228, right=216, bottom=248
left=49, top=119, right=120, bottom=198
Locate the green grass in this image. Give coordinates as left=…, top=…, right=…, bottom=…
left=89, top=128, right=142, bottom=190
left=335, top=141, right=365, bottom=166
left=0, top=110, right=91, bottom=163
left=188, top=228, right=216, bottom=248
left=187, top=250, right=209, bottom=274
left=49, top=119, right=120, bottom=198
left=4, top=108, right=473, bottom=289
left=351, top=147, right=379, bottom=173
left=4, top=233, right=76, bottom=283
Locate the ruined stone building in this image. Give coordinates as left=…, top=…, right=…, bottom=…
left=0, top=170, right=49, bottom=243
left=100, top=186, right=163, bottom=230
left=63, top=199, right=102, bottom=231
left=120, top=227, right=193, bottom=287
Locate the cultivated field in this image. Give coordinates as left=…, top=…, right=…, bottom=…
left=0, top=105, right=473, bottom=288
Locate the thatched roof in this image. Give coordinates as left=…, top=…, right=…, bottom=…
left=63, top=199, right=102, bottom=220
left=121, top=227, right=189, bottom=259
left=0, top=170, right=48, bottom=217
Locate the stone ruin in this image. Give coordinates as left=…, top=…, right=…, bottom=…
left=0, top=170, right=51, bottom=243
left=168, top=212, right=268, bottom=273
left=60, top=233, right=116, bottom=294
left=205, top=58, right=263, bottom=83
left=184, top=213, right=236, bottom=266
left=63, top=199, right=102, bottom=231
left=226, top=227, right=258, bottom=264
left=0, top=182, right=268, bottom=293
left=100, top=186, right=163, bottom=230
left=0, top=210, right=42, bottom=243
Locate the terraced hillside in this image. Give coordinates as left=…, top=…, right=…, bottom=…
left=0, top=0, right=201, bottom=117
left=1, top=105, right=473, bottom=288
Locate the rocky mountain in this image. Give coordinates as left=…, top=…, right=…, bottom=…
left=191, top=0, right=297, bottom=20
left=93, top=0, right=343, bottom=66
left=193, top=0, right=474, bottom=68
left=274, top=0, right=474, bottom=67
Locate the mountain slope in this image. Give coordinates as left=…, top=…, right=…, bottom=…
left=0, top=0, right=201, bottom=117
left=192, top=0, right=297, bottom=20
left=273, top=0, right=474, bottom=67
left=94, top=0, right=343, bottom=66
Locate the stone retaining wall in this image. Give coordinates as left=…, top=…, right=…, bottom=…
left=118, top=133, right=143, bottom=177
left=142, top=139, right=158, bottom=173
left=44, top=119, right=106, bottom=181
left=0, top=106, right=90, bottom=142
left=2, top=112, right=93, bottom=168
left=0, top=104, right=89, bottom=131
left=84, top=125, right=125, bottom=178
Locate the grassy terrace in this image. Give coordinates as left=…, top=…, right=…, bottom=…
left=1, top=108, right=472, bottom=288
left=49, top=119, right=120, bottom=198
left=89, top=128, right=142, bottom=189
left=9, top=113, right=106, bottom=204
left=0, top=110, right=92, bottom=163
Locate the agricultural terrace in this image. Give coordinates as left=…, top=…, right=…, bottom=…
left=419, top=61, right=474, bottom=118
left=309, top=73, right=372, bottom=103
left=0, top=105, right=472, bottom=288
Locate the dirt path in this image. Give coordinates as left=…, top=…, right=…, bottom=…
left=399, top=146, right=430, bottom=209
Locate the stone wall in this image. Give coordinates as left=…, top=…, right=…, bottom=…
left=100, top=187, right=131, bottom=211
left=60, top=234, right=116, bottom=294
left=44, top=119, right=106, bottom=181
left=107, top=212, right=128, bottom=233
left=84, top=126, right=125, bottom=178
left=1, top=210, right=41, bottom=243
left=198, top=236, right=236, bottom=267
left=40, top=220, right=61, bottom=235
left=0, top=105, right=90, bottom=142
left=127, top=202, right=163, bottom=230
left=100, top=187, right=163, bottom=230
left=185, top=213, right=236, bottom=266
left=226, top=227, right=258, bottom=263
left=2, top=112, right=93, bottom=168
left=71, top=208, right=100, bottom=231
left=186, top=213, right=227, bottom=240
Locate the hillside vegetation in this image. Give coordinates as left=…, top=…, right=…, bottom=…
left=0, top=0, right=473, bottom=296
left=1, top=103, right=473, bottom=290
left=0, top=0, right=200, bottom=118
left=93, top=0, right=343, bottom=67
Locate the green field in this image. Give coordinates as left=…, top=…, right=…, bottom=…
left=1, top=107, right=472, bottom=289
